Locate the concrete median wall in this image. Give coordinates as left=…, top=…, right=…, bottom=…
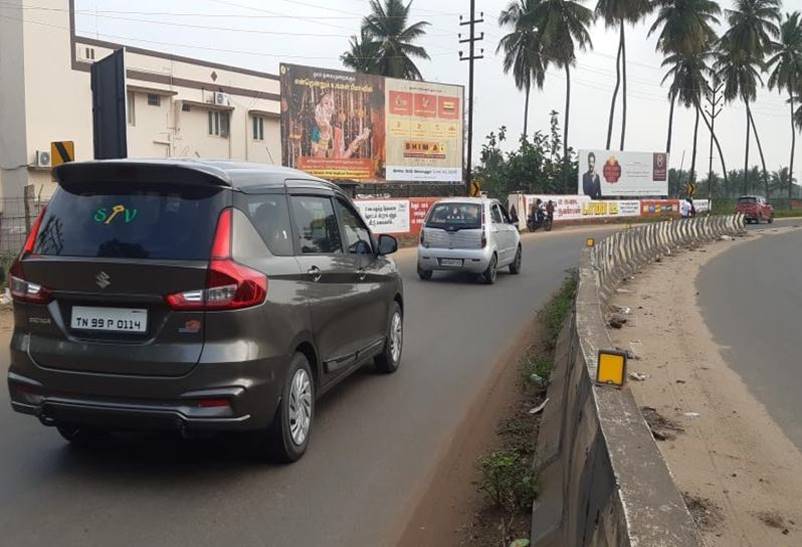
left=531, top=214, right=745, bottom=547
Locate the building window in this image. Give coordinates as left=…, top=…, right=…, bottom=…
left=208, top=111, right=230, bottom=138
left=85, top=47, right=95, bottom=60
left=252, top=116, right=265, bottom=141
left=147, top=94, right=161, bottom=107
left=127, top=92, right=135, bottom=126
left=182, top=103, right=191, bottom=112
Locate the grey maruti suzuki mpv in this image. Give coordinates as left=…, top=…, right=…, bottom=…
left=7, top=160, right=403, bottom=462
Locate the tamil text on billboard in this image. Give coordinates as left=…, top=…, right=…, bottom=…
left=578, top=150, right=668, bottom=198
left=280, top=63, right=463, bottom=183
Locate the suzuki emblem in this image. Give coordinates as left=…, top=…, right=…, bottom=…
left=95, top=271, right=111, bottom=289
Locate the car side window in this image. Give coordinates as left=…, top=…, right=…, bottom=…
left=490, top=204, right=503, bottom=224
left=335, top=198, right=373, bottom=255
left=498, top=205, right=511, bottom=223
left=235, top=193, right=293, bottom=256
left=289, top=195, right=343, bottom=254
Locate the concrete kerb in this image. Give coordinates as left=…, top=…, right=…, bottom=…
left=531, top=215, right=741, bottom=547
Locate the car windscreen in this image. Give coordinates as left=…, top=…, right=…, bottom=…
left=33, top=183, right=227, bottom=260
left=737, top=197, right=757, bottom=204
left=425, top=203, right=482, bottom=230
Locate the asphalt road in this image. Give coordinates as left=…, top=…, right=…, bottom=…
left=0, top=225, right=613, bottom=547
left=698, top=219, right=802, bottom=450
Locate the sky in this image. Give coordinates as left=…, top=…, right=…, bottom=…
left=72, top=0, right=802, bottom=175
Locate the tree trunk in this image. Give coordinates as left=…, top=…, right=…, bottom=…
left=707, top=98, right=715, bottom=199
left=666, top=93, right=676, bottom=154
left=564, top=64, right=571, bottom=188
left=606, top=38, right=623, bottom=150
left=619, top=19, right=627, bottom=151
left=690, top=104, right=700, bottom=185
left=748, top=107, right=769, bottom=198
left=744, top=99, right=751, bottom=194
left=790, top=87, right=796, bottom=200
left=698, top=101, right=727, bottom=185
left=523, top=82, right=530, bottom=139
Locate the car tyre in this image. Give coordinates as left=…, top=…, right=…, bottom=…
left=483, top=254, right=498, bottom=284
left=768, top=215, right=774, bottom=224
left=509, top=246, right=522, bottom=274
left=262, top=353, right=314, bottom=463
left=375, top=302, right=403, bottom=374
left=417, top=267, right=432, bottom=281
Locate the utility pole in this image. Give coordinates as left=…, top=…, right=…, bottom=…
left=704, top=79, right=724, bottom=200
left=459, top=2, right=483, bottom=196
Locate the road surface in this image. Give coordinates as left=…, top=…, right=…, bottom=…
left=0, top=225, right=613, bottom=547
left=698, top=219, right=802, bottom=450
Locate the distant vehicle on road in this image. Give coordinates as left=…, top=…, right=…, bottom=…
left=7, top=160, right=403, bottom=462
left=417, top=197, right=521, bottom=284
left=736, top=195, right=774, bottom=224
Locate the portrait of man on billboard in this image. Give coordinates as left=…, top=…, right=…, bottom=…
left=582, top=152, right=602, bottom=199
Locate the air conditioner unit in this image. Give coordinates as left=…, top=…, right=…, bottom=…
left=213, top=92, right=229, bottom=106
left=35, top=150, right=51, bottom=168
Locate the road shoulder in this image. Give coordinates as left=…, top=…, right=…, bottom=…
left=609, top=228, right=802, bottom=546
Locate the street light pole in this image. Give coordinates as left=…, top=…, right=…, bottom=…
left=459, top=1, right=483, bottom=196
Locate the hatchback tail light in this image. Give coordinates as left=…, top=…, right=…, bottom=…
left=165, top=208, right=267, bottom=311
left=10, top=207, right=52, bottom=304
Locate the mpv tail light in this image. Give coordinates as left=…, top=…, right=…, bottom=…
left=165, top=208, right=267, bottom=311
left=10, top=207, right=52, bottom=304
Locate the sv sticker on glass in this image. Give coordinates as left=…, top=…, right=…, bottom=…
left=94, top=205, right=138, bottom=224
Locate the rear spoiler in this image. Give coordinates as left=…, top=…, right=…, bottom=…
left=53, top=160, right=233, bottom=188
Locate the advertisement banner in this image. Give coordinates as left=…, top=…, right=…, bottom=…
left=354, top=199, right=410, bottom=234
left=409, top=197, right=439, bottom=234
left=528, top=195, right=590, bottom=221
left=641, top=199, right=680, bottom=217
left=280, top=63, right=463, bottom=183
left=578, top=150, right=669, bottom=197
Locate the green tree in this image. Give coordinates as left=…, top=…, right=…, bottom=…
left=767, top=12, right=802, bottom=200
left=648, top=0, right=721, bottom=154
left=361, top=0, right=430, bottom=80
left=533, top=0, right=594, bottom=184
left=498, top=0, right=548, bottom=138
left=717, top=0, right=781, bottom=195
left=341, top=27, right=381, bottom=73
left=595, top=0, right=652, bottom=150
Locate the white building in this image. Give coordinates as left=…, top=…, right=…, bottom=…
left=0, top=0, right=282, bottom=210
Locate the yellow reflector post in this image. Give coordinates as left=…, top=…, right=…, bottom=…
left=586, top=238, right=595, bottom=247
left=596, top=350, right=627, bottom=387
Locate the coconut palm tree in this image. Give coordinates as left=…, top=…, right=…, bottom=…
left=648, top=0, right=721, bottom=154
left=767, top=12, right=802, bottom=200
left=595, top=0, right=652, bottom=150
left=718, top=0, right=781, bottom=194
left=661, top=51, right=713, bottom=186
left=362, top=0, right=430, bottom=80
left=533, top=0, right=594, bottom=182
left=498, top=0, right=548, bottom=138
left=341, top=28, right=381, bottom=74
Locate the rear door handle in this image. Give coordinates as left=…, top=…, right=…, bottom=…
left=307, top=266, right=322, bottom=282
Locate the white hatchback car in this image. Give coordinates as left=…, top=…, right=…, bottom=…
left=417, top=197, right=522, bottom=284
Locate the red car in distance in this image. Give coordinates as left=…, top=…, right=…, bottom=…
left=736, top=195, right=774, bottom=224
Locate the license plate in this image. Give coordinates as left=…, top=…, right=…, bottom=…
left=71, top=306, right=148, bottom=333
left=440, top=258, right=464, bottom=267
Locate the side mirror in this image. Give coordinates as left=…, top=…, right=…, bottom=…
left=377, top=234, right=398, bottom=256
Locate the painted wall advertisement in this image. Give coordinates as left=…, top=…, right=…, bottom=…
left=280, top=63, right=463, bottom=183
left=578, top=150, right=669, bottom=198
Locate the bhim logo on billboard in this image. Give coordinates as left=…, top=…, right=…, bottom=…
left=653, top=153, right=667, bottom=181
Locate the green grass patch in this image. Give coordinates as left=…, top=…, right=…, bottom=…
left=539, top=270, right=578, bottom=349
left=476, top=450, right=539, bottom=513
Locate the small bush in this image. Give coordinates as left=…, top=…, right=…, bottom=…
left=477, top=450, right=539, bottom=512
left=540, top=270, right=578, bottom=347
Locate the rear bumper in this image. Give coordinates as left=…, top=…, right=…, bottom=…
left=7, top=348, right=289, bottom=433
left=417, top=245, right=493, bottom=273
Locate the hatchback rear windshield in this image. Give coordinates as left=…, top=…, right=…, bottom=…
left=426, top=203, right=482, bottom=230
left=737, top=197, right=757, bottom=204
left=34, top=183, right=226, bottom=260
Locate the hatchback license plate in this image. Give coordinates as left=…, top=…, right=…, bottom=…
left=440, top=258, right=464, bottom=267
left=71, top=306, right=147, bottom=333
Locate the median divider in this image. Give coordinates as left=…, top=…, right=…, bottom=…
left=530, top=214, right=745, bottom=547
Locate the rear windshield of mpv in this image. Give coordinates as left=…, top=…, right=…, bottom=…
left=737, top=197, right=757, bottom=204
left=426, top=203, right=482, bottom=230
left=34, top=183, right=226, bottom=260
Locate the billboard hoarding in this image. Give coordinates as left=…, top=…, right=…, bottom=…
left=354, top=199, right=410, bottom=234
left=578, top=150, right=669, bottom=198
left=280, top=63, right=463, bottom=183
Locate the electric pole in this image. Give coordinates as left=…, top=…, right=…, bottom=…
left=459, top=2, right=483, bottom=196
left=704, top=79, right=724, bottom=200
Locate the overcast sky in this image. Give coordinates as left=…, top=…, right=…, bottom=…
left=74, top=0, right=802, bottom=175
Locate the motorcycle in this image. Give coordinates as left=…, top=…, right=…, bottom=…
left=527, top=210, right=553, bottom=232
